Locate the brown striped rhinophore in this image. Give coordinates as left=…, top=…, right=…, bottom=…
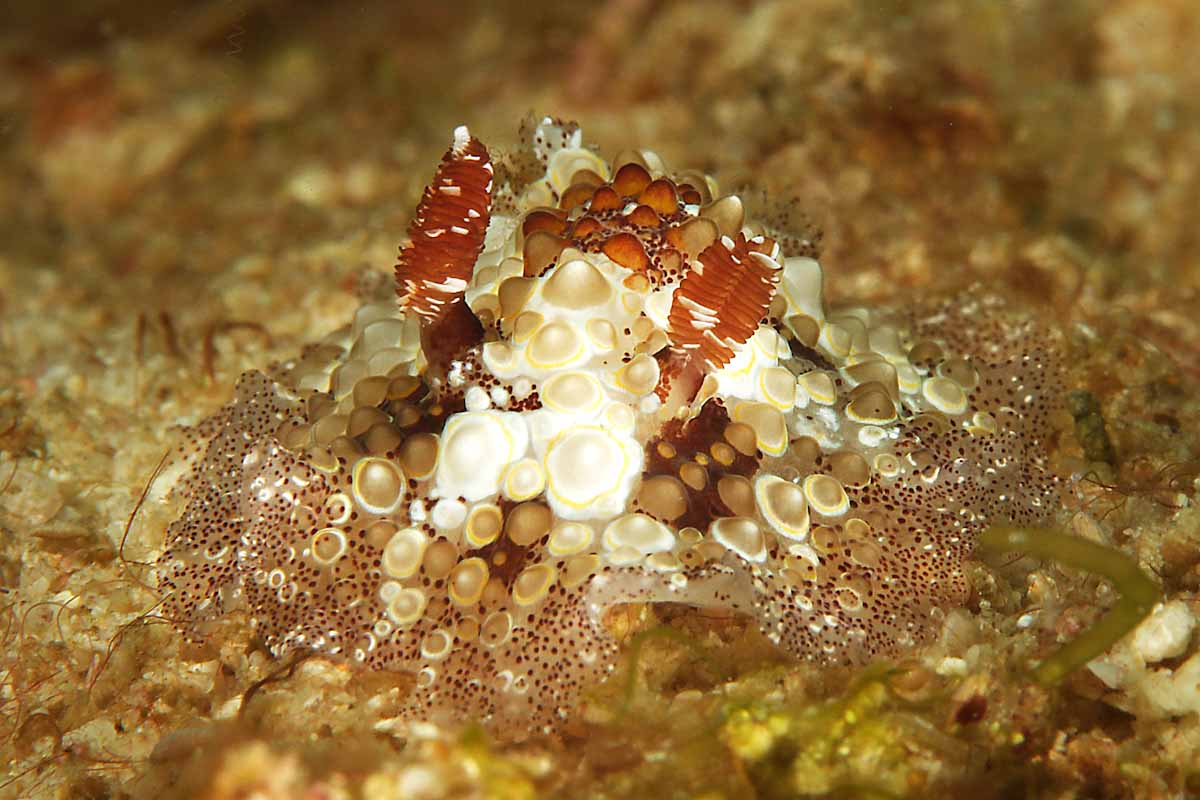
left=668, top=233, right=782, bottom=371
left=396, top=126, right=493, bottom=323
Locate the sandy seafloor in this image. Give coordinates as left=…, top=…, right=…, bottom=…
left=2, top=1, right=1200, bottom=797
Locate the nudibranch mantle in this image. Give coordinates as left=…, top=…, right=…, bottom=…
left=158, top=118, right=1063, bottom=736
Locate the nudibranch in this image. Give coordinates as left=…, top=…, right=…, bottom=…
left=158, top=118, right=1063, bottom=735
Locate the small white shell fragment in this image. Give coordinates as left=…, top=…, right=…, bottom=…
left=935, top=656, right=969, bottom=677
left=1132, top=601, right=1196, bottom=664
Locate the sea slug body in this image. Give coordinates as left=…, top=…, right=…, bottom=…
left=157, top=117, right=1063, bottom=736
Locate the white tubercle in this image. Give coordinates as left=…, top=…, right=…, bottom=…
left=434, top=410, right=529, bottom=502
left=544, top=425, right=643, bottom=521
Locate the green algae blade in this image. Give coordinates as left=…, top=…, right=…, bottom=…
left=978, top=526, right=1161, bottom=685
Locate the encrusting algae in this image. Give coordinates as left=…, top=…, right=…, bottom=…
left=157, top=117, right=1067, bottom=737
